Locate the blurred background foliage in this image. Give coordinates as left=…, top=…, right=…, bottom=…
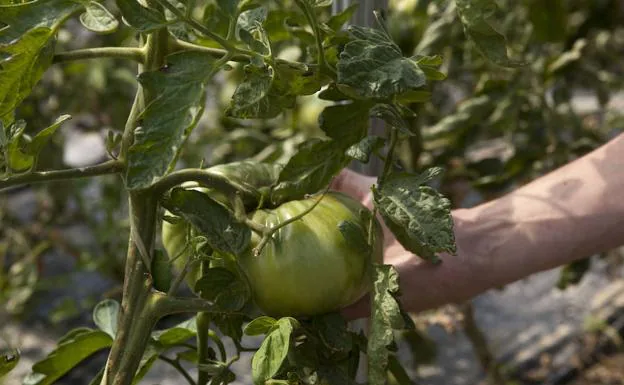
left=1, top=0, right=624, bottom=379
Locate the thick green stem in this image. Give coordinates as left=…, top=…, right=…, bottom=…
left=103, top=29, right=169, bottom=385
left=54, top=47, right=145, bottom=63
left=197, top=312, right=211, bottom=385
left=0, top=160, right=123, bottom=191
left=150, top=292, right=242, bottom=316
left=104, top=192, right=159, bottom=385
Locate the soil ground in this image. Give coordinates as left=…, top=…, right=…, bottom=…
left=568, top=353, right=624, bottom=385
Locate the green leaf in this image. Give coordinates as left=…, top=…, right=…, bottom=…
left=346, top=135, right=385, bottom=163
left=197, top=362, right=236, bottom=384
left=166, top=188, right=252, bottom=256
left=370, top=103, right=415, bottom=135
left=6, top=120, right=33, bottom=172
left=24, top=329, right=112, bottom=385
left=526, top=0, right=567, bottom=42
left=414, top=55, right=447, bottom=81
left=152, top=317, right=197, bottom=346
left=337, top=25, right=427, bottom=99
left=25, top=114, right=71, bottom=156
left=79, top=1, right=119, bottom=34
left=318, top=83, right=351, bottom=101
left=396, top=90, right=431, bottom=104
left=373, top=169, right=455, bottom=263
left=213, top=313, right=245, bottom=343
left=0, top=349, right=19, bottom=378
left=273, top=61, right=321, bottom=96
left=318, top=102, right=370, bottom=146
left=0, top=0, right=80, bottom=124
left=194, top=267, right=250, bottom=311
left=415, top=4, right=456, bottom=55
left=423, top=95, right=493, bottom=141
left=338, top=220, right=371, bottom=256
left=388, top=354, right=413, bottom=385
left=93, top=299, right=120, bottom=338
left=125, top=51, right=217, bottom=190
left=244, top=316, right=277, bottom=336
left=151, top=249, right=173, bottom=292
left=228, top=65, right=283, bottom=118
left=228, top=62, right=321, bottom=119
left=325, top=3, right=357, bottom=32
left=251, top=317, right=299, bottom=385
left=202, top=2, right=230, bottom=40
left=454, top=0, right=524, bottom=67
left=308, top=0, right=332, bottom=7
left=115, top=0, right=167, bottom=32
left=237, top=6, right=270, bottom=55
left=367, top=264, right=403, bottom=385
left=312, top=313, right=352, bottom=352
left=217, top=0, right=239, bottom=16
left=131, top=344, right=161, bottom=385
left=270, top=139, right=349, bottom=204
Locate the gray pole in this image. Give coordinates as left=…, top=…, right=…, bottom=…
left=332, top=0, right=388, bottom=177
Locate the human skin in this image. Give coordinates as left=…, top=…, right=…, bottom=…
left=332, top=133, right=624, bottom=319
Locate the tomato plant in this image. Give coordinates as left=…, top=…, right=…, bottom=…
left=3, top=0, right=618, bottom=384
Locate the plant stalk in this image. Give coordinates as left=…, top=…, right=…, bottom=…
left=102, top=28, right=169, bottom=385
left=0, top=160, right=123, bottom=191
left=53, top=47, right=145, bottom=63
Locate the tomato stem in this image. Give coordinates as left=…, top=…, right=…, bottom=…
left=197, top=312, right=211, bottom=385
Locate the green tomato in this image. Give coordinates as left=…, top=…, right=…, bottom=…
left=163, top=191, right=383, bottom=318
left=162, top=160, right=281, bottom=286
left=239, top=192, right=383, bottom=317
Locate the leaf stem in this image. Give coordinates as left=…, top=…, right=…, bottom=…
left=151, top=168, right=239, bottom=197
left=0, top=160, right=123, bottom=191
left=294, top=0, right=333, bottom=76
left=154, top=0, right=245, bottom=55
left=53, top=47, right=146, bottom=63
left=170, top=39, right=247, bottom=61
left=170, top=39, right=317, bottom=73
left=225, top=9, right=239, bottom=41
left=158, top=355, right=197, bottom=385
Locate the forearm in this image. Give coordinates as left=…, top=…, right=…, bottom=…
left=398, top=133, right=624, bottom=312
